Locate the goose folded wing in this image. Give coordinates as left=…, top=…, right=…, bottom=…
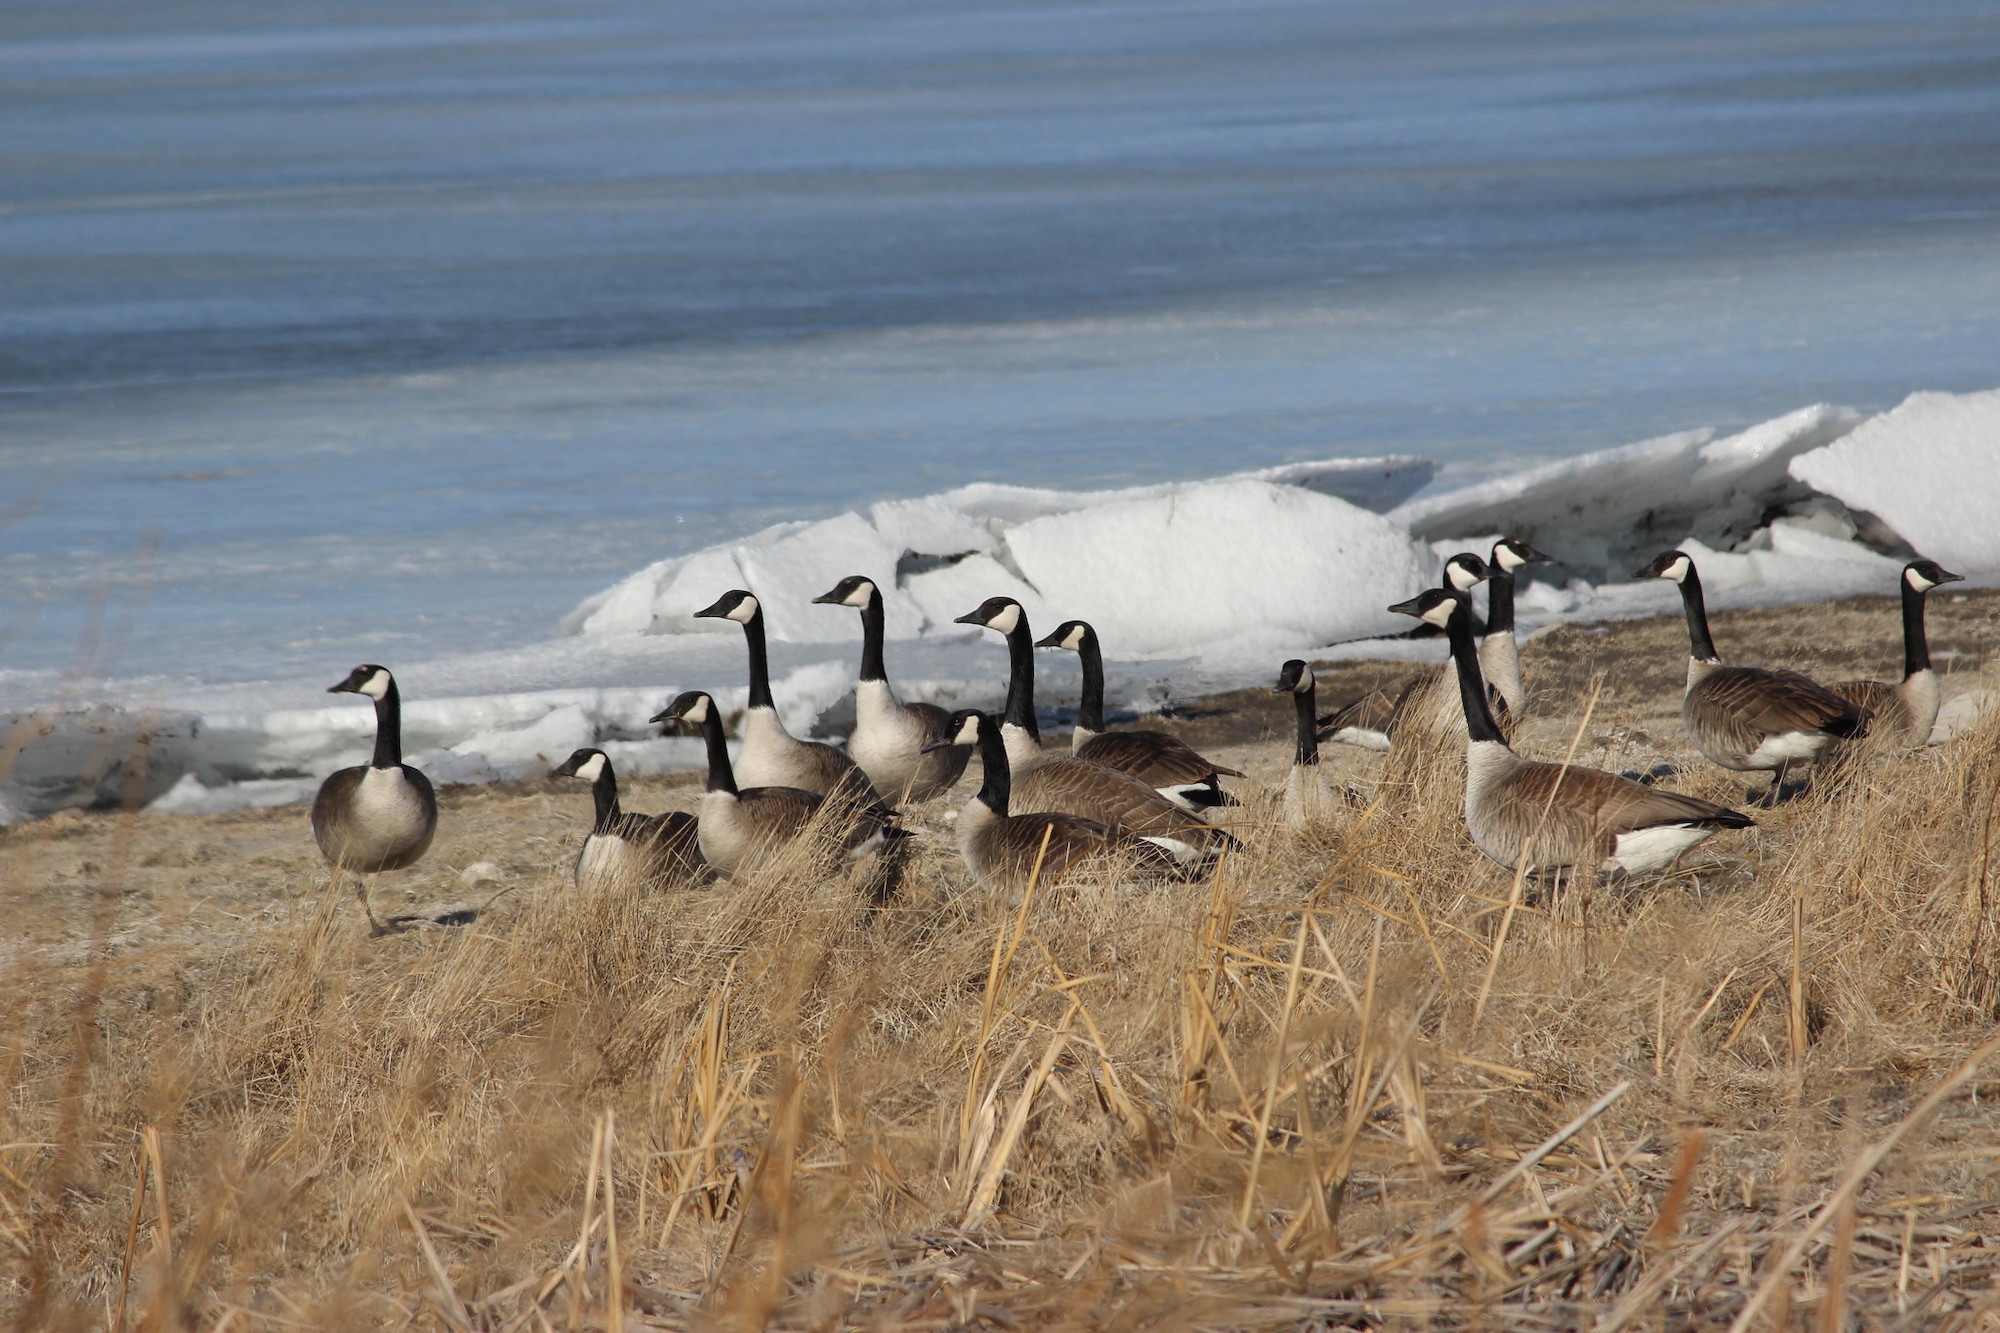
left=1076, top=730, right=1243, bottom=782
left=904, top=700, right=956, bottom=745
left=1825, top=678, right=1895, bottom=715
left=1017, top=759, right=1239, bottom=850
left=1317, top=680, right=1405, bottom=740
left=1705, top=668, right=1867, bottom=735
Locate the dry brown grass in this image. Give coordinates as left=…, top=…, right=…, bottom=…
left=9, top=598, right=2000, bottom=1330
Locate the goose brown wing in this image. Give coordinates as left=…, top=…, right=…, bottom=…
left=622, top=810, right=709, bottom=882
left=1318, top=679, right=1405, bottom=737
left=798, top=742, right=890, bottom=807
left=1696, top=667, right=1868, bottom=738
left=905, top=700, right=955, bottom=744
left=984, top=811, right=1116, bottom=882
left=736, top=786, right=824, bottom=841
left=1013, top=757, right=1238, bottom=851
left=1075, top=729, right=1243, bottom=784
left=1827, top=677, right=1901, bottom=719
left=1383, top=666, right=1447, bottom=738
left=1489, top=761, right=1752, bottom=866
left=1381, top=665, right=1510, bottom=744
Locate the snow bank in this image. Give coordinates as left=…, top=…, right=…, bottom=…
left=1004, top=480, right=1424, bottom=659
left=1790, top=389, right=2000, bottom=575
left=6, top=393, right=1998, bottom=824
left=1394, top=405, right=1864, bottom=579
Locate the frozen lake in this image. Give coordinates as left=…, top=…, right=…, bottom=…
left=4, top=0, right=2000, bottom=693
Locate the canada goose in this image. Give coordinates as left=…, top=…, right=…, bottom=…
left=921, top=709, right=1184, bottom=890
left=1319, top=551, right=1500, bottom=751
left=694, top=590, right=884, bottom=807
left=812, top=574, right=968, bottom=803
left=953, top=597, right=1239, bottom=862
left=1477, top=536, right=1552, bottom=715
left=1389, top=588, right=1755, bottom=877
left=312, top=664, right=438, bottom=878
left=651, top=691, right=898, bottom=879
left=550, top=748, right=707, bottom=890
left=1033, top=618, right=1242, bottom=813
left=1274, top=659, right=1341, bottom=829
left=1825, top=560, right=1963, bottom=750
left=1637, top=550, right=1869, bottom=791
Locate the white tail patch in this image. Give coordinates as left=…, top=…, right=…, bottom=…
left=1606, top=823, right=1715, bottom=874
left=1137, top=834, right=1200, bottom=864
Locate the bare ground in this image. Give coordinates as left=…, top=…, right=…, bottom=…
left=7, top=589, right=2000, bottom=1330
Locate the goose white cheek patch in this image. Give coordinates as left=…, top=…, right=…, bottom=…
left=358, top=671, right=391, bottom=700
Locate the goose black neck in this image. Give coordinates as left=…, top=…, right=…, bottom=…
left=1075, top=628, right=1105, bottom=733
left=371, top=680, right=404, bottom=769
left=1675, top=567, right=1720, bottom=663
left=1002, top=618, right=1041, bottom=741
left=1292, top=683, right=1319, bottom=766
left=974, top=717, right=1011, bottom=818
left=741, top=607, right=775, bottom=710
left=1445, top=605, right=1507, bottom=745
left=1486, top=568, right=1516, bottom=638
left=858, top=588, right=887, bottom=683
left=697, top=709, right=738, bottom=795
left=1902, top=580, right=1933, bottom=678
left=591, top=765, right=623, bottom=832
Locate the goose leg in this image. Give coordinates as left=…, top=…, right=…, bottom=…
left=353, top=880, right=393, bottom=937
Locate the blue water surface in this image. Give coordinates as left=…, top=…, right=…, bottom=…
left=2, top=0, right=1998, bottom=689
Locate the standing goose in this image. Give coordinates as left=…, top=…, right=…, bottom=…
left=812, top=574, right=968, bottom=803
left=312, top=664, right=438, bottom=879
left=1825, top=560, right=1963, bottom=750
left=1319, top=551, right=1498, bottom=751
left=696, top=590, right=883, bottom=806
left=953, top=597, right=1239, bottom=863
left=550, top=748, right=707, bottom=890
left=1275, top=659, right=1340, bottom=829
left=1637, top=550, right=1869, bottom=792
left=1476, top=536, right=1553, bottom=715
left=651, top=691, right=898, bottom=879
left=1389, top=588, right=1755, bottom=878
left=922, top=709, right=1185, bottom=890
left=1033, top=618, right=1242, bottom=813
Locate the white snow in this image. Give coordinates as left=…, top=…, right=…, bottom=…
left=1393, top=405, right=1863, bottom=578
left=1002, top=479, right=1425, bottom=659
left=21, top=393, right=2000, bottom=821
left=1789, top=389, right=2000, bottom=575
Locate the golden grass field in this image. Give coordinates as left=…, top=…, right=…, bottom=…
left=7, top=589, right=2000, bottom=1331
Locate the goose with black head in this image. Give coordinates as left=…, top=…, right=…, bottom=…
left=550, top=747, right=707, bottom=891
left=1390, top=588, right=1755, bottom=880
left=954, top=596, right=1239, bottom=864
left=1034, top=617, right=1241, bottom=813
left=813, top=575, right=968, bottom=803
left=696, top=589, right=886, bottom=808
left=312, top=664, right=438, bottom=880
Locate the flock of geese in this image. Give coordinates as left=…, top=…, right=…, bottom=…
left=310, top=547, right=1963, bottom=904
